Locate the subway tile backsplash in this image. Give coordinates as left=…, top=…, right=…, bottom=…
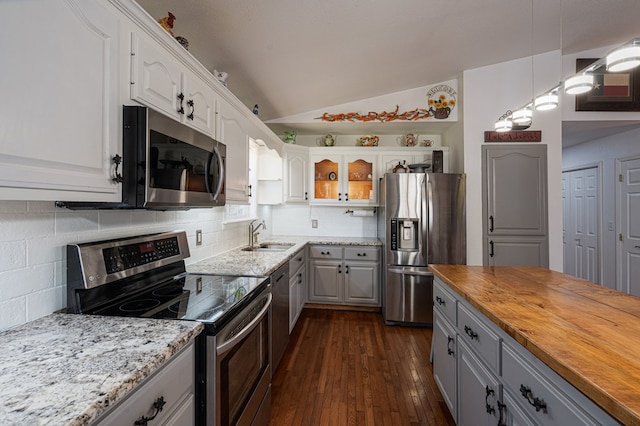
left=0, top=201, right=249, bottom=332
left=0, top=201, right=377, bottom=332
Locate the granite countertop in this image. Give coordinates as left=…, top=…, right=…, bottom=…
left=429, top=264, right=640, bottom=426
left=0, top=313, right=203, bottom=426
left=187, top=236, right=381, bottom=276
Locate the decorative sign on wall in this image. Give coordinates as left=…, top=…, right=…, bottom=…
left=484, top=130, right=542, bottom=142
left=575, top=58, right=640, bottom=111
left=316, top=84, right=457, bottom=123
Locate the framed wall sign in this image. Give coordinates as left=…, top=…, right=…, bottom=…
left=575, top=58, right=640, bottom=111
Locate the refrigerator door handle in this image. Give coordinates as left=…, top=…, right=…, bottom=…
left=387, top=268, right=433, bottom=276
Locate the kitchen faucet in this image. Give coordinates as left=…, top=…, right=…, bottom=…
left=249, top=219, right=266, bottom=249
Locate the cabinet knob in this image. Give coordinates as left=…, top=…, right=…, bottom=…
left=435, top=296, right=445, bottom=306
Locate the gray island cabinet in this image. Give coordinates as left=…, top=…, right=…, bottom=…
left=430, top=265, right=622, bottom=425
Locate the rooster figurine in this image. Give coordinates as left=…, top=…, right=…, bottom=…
left=157, top=12, right=176, bottom=36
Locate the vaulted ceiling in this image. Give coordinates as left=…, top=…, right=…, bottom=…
left=136, top=0, right=640, bottom=143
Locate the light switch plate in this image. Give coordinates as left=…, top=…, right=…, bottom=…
left=312, top=219, right=318, bottom=228
left=196, top=229, right=203, bottom=245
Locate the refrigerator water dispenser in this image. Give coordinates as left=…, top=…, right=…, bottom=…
left=390, top=218, right=419, bottom=251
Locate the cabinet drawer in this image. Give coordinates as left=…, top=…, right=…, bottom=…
left=289, top=248, right=306, bottom=273
left=501, top=341, right=611, bottom=426
left=433, top=278, right=457, bottom=326
left=95, top=343, right=194, bottom=425
left=309, top=245, right=342, bottom=260
left=344, top=246, right=379, bottom=261
left=457, top=303, right=501, bottom=374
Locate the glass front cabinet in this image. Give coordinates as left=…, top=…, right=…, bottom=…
left=310, top=153, right=377, bottom=206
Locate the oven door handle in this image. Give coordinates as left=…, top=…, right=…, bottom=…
left=216, top=293, right=272, bottom=356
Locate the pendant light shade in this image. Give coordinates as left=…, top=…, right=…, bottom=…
left=534, top=93, right=559, bottom=111
left=495, top=118, right=513, bottom=132
left=564, top=74, right=594, bottom=95
left=511, top=107, right=533, bottom=125
left=606, top=45, right=640, bottom=72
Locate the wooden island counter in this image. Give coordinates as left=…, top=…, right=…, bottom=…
left=430, top=265, right=640, bottom=426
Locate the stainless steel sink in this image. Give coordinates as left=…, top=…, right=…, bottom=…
left=241, top=242, right=295, bottom=252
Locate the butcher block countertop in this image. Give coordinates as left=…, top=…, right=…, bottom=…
left=429, top=265, right=640, bottom=426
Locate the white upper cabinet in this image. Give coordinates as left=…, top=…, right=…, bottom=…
left=283, top=144, right=309, bottom=203
left=0, top=0, right=122, bottom=201
left=310, top=150, right=378, bottom=206
left=216, top=98, right=250, bottom=203
left=130, top=31, right=216, bottom=136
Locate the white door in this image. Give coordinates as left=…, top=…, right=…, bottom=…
left=563, top=167, right=600, bottom=283
left=619, top=157, right=640, bottom=296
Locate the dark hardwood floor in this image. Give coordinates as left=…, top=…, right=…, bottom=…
left=269, top=308, right=456, bottom=426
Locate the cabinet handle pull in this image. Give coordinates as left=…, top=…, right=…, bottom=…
left=357, top=252, right=367, bottom=257
left=489, top=240, right=494, bottom=257
left=111, top=154, right=124, bottom=184
left=338, top=265, right=342, bottom=274
left=485, top=385, right=496, bottom=415
left=321, top=251, right=330, bottom=255
left=519, top=384, right=547, bottom=412
left=345, top=193, right=349, bottom=201
left=338, top=192, right=342, bottom=201
left=447, top=336, right=455, bottom=356
left=435, top=296, right=445, bottom=306
left=177, top=93, right=185, bottom=115
left=489, top=215, right=494, bottom=232
left=464, top=325, right=479, bottom=340
left=305, top=191, right=308, bottom=200
left=134, top=396, right=166, bottom=425
left=187, top=99, right=194, bottom=120
left=247, top=184, right=252, bottom=197
left=497, top=401, right=506, bottom=426
left=345, top=265, right=349, bottom=274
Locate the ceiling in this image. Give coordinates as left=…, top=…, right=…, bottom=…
left=136, top=0, right=640, bottom=143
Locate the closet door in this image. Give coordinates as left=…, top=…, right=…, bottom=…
left=482, top=145, right=548, bottom=267
left=563, top=167, right=600, bottom=283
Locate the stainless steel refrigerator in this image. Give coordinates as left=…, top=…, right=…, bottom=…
left=378, top=173, right=466, bottom=325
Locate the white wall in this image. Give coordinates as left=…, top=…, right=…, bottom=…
left=0, top=202, right=272, bottom=332
left=563, top=127, right=640, bottom=289
left=463, top=51, right=564, bottom=270
left=270, top=205, right=377, bottom=238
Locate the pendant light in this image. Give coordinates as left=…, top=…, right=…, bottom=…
left=534, top=91, right=559, bottom=111
left=564, top=74, right=594, bottom=95
left=511, top=106, right=533, bottom=125
left=494, top=112, right=513, bottom=132
left=606, top=42, right=640, bottom=72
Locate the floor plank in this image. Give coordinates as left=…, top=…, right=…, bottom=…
left=269, top=309, right=456, bottom=426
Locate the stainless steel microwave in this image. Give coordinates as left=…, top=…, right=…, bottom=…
left=60, top=106, right=226, bottom=210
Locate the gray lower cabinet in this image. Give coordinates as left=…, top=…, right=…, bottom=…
left=308, top=245, right=380, bottom=306
left=432, top=277, right=618, bottom=425
left=433, top=309, right=458, bottom=422
left=94, top=341, right=195, bottom=425
left=289, top=248, right=306, bottom=333
left=457, top=339, right=501, bottom=426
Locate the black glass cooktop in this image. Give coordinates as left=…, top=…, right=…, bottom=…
left=87, top=273, right=268, bottom=329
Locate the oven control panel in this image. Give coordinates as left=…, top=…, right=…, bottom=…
left=104, top=237, right=181, bottom=274
left=67, top=230, right=191, bottom=292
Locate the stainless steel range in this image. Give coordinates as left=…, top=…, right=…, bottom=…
left=66, top=231, right=272, bottom=426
